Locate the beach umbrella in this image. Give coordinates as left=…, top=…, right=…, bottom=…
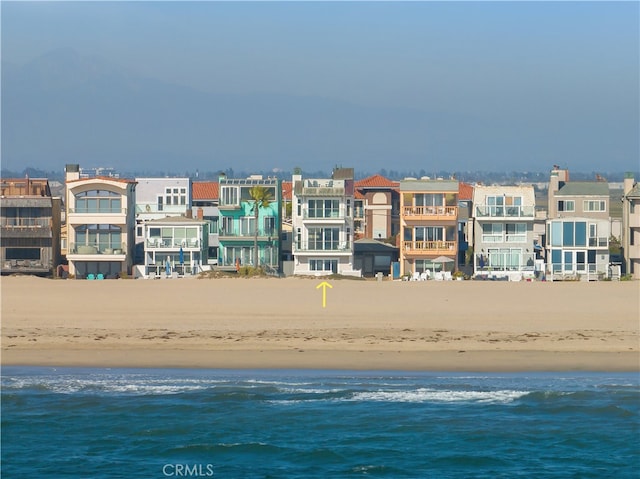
left=433, top=255, right=454, bottom=272
left=479, top=255, right=485, bottom=270
left=179, top=246, right=184, bottom=266
left=165, top=256, right=171, bottom=276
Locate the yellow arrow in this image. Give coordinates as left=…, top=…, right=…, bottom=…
left=316, top=281, right=333, bottom=308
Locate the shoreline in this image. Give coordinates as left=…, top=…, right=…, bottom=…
left=2, top=276, right=638, bottom=372
left=2, top=349, right=638, bottom=372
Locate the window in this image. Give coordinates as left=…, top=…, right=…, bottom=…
left=157, top=196, right=163, bottom=212
left=308, top=227, right=340, bottom=250
left=75, top=224, right=122, bottom=252
left=415, top=193, right=444, bottom=207
left=487, top=248, right=522, bottom=271
left=220, top=186, right=239, bottom=206
left=239, top=217, right=256, bottom=236
left=505, top=223, right=526, bottom=242
left=263, top=216, right=276, bottom=236
left=550, top=221, right=587, bottom=247
left=415, top=226, right=444, bottom=242
left=221, top=217, right=234, bottom=235
left=308, top=199, right=340, bottom=218
left=558, top=200, right=575, bottom=212
left=482, top=223, right=503, bottom=242
left=584, top=200, right=606, bottom=212
left=75, top=190, right=121, bottom=213
left=310, top=259, right=338, bottom=273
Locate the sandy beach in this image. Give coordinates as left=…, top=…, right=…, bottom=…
left=1, top=276, right=638, bottom=371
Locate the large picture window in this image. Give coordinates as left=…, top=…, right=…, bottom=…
left=75, top=224, right=122, bottom=252
left=75, top=190, right=121, bottom=213
left=308, top=227, right=340, bottom=250
left=308, top=199, right=340, bottom=218
left=310, top=259, right=338, bottom=273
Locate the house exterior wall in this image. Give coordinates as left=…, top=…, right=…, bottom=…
left=622, top=174, right=640, bottom=278
left=398, top=179, right=459, bottom=277
left=217, top=176, right=282, bottom=273
left=65, top=166, right=137, bottom=278
left=471, top=185, right=537, bottom=279
left=143, top=217, right=207, bottom=276
left=0, top=190, right=61, bottom=276
left=291, top=173, right=359, bottom=276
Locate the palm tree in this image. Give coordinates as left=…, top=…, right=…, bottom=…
left=248, top=185, right=273, bottom=268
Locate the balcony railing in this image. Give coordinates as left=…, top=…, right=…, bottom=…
left=475, top=206, right=535, bottom=218
left=147, top=238, right=201, bottom=249
left=294, top=242, right=351, bottom=252
left=402, top=206, right=457, bottom=219
left=1, top=218, right=51, bottom=227
left=68, top=208, right=128, bottom=214
left=218, top=229, right=277, bottom=239
left=402, top=240, right=456, bottom=254
left=69, top=243, right=127, bottom=255
left=301, top=209, right=346, bottom=220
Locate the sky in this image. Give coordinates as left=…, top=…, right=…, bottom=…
left=2, top=1, right=639, bottom=175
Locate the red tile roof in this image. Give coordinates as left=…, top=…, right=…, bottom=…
left=355, top=174, right=399, bottom=189
left=458, top=182, right=474, bottom=200
left=282, top=181, right=292, bottom=200
left=192, top=181, right=219, bottom=200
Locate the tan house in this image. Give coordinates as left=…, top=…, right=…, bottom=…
left=546, top=167, right=610, bottom=280
left=353, top=174, right=400, bottom=241
left=64, top=164, right=137, bottom=278
left=399, top=178, right=459, bottom=278
left=622, top=173, right=640, bottom=279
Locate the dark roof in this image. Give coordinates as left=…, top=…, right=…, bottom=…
left=557, top=182, right=609, bottom=196
left=354, top=238, right=399, bottom=253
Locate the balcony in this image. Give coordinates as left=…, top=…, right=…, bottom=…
left=402, top=240, right=456, bottom=256
left=475, top=206, right=535, bottom=218
left=294, top=242, right=351, bottom=253
left=301, top=209, right=347, bottom=221
left=147, top=238, right=201, bottom=249
left=218, top=229, right=277, bottom=241
left=402, top=206, right=457, bottom=221
left=68, top=243, right=127, bottom=258
left=1, top=217, right=51, bottom=227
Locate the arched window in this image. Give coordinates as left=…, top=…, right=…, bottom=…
left=75, top=190, right=122, bottom=213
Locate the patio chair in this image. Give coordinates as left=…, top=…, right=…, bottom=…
left=87, top=274, right=95, bottom=280
left=444, top=271, right=452, bottom=281
left=420, top=272, right=429, bottom=281
left=96, top=273, right=105, bottom=280
left=411, top=272, right=421, bottom=281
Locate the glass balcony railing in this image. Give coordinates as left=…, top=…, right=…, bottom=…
left=218, top=229, right=277, bottom=238
left=475, top=206, right=535, bottom=218
left=69, top=243, right=127, bottom=255
left=146, top=238, right=201, bottom=248
left=294, top=242, right=351, bottom=252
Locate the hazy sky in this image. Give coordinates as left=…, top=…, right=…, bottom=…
left=2, top=1, right=639, bottom=174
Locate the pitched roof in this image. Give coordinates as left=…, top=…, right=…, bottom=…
left=557, top=182, right=609, bottom=196
left=66, top=176, right=136, bottom=185
left=355, top=174, right=399, bottom=189
left=192, top=181, right=218, bottom=200
left=458, top=182, right=474, bottom=200
left=282, top=181, right=292, bottom=200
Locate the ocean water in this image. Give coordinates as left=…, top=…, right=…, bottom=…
left=2, top=367, right=639, bottom=478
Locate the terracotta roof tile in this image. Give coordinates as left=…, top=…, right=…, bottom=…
left=355, top=174, right=399, bottom=189
left=192, top=181, right=219, bottom=200
left=458, top=182, right=474, bottom=200
left=282, top=181, right=292, bottom=200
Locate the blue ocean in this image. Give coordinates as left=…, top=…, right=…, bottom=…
left=2, top=367, right=639, bottom=478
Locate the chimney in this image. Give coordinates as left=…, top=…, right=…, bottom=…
left=624, top=172, right=635, bottom=195
left=65, top=164, right=80, bottom=183
left=197, top=208, right=204, bottom=220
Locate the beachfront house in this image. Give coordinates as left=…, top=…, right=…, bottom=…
left=143, top=215, right=208, bottom=278
left=291, top=168, right=359, bottom=276
left=64, top=164, right=137, bottom=279
left=546, top=167, right=611, bottom=280
left=621, top=173, right=640, bottom=279
left=217, top=174, right=282, bottom=274
left=398, top=177, right=459, bottom=278
left=472, top=185, right=537, bottom=280
left=192, top=181, right=220, bottom=268
left=353, top=174, right=400, bottom=241
left=0, top=177, right=61, bottom=276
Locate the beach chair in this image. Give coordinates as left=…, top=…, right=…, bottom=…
left=444, top=271, right=452, bottom=281
left=411, top=272, right=421, bottom=281
left=434, top=272, right=444, bottom=281
left=420, top=272, right=429, bottom=281
left=87, top=274, right=95, bottom=280
left=96, top=273, right=104, bottom=280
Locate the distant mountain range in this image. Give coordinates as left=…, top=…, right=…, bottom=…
left=3, top=48, right=637, bottom=177
left=2, top=47, right=458, bottom=173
